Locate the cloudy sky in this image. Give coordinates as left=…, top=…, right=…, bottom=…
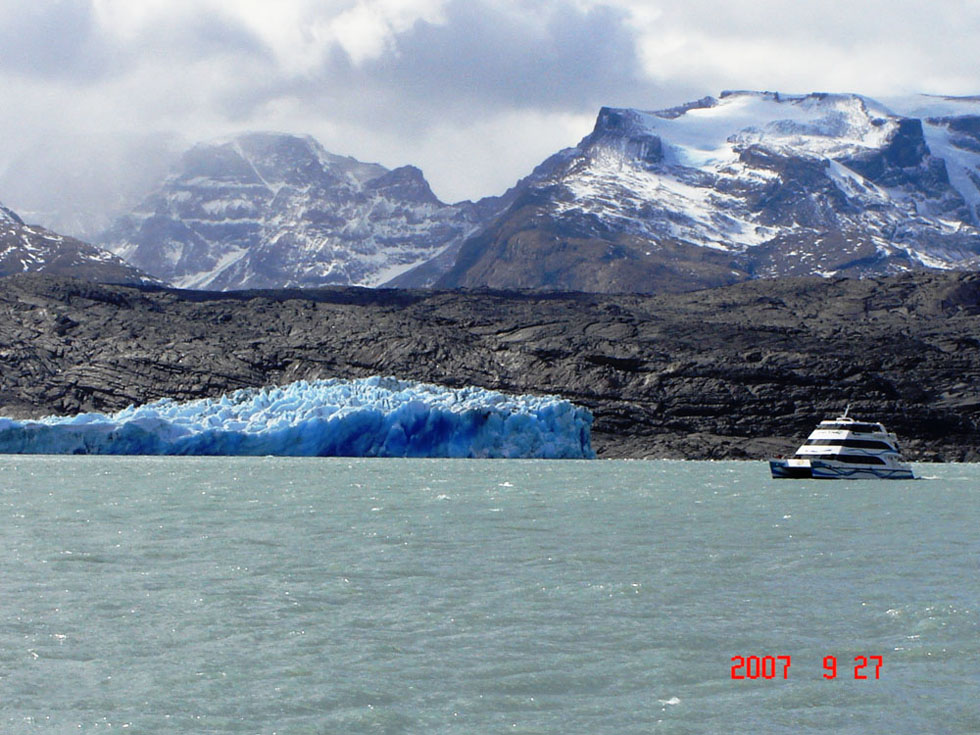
left=1, top=0, right=979, bottom=205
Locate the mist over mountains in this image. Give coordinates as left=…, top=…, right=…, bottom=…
left=3, top=90, right=980, bottom=293
left=0, top=132, right=182, bottom=243
left=96, top=133, right=505, bottom=290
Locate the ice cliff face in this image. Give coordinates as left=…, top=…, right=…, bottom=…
left=439, top=92, right=980, bottom=292
left=99, top=133, right=488, bottom=290
left=0, top=376, right=595, bottom=459
left=0, top=200, right=156, bottom=284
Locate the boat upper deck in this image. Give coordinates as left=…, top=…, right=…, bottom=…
left=816, top=419, right=885, bottom=434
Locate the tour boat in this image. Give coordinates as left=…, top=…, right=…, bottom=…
left=769, top=408, right=914, bottom=479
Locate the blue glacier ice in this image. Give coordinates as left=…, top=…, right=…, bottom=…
left=0, top=377, right=594, bottom=458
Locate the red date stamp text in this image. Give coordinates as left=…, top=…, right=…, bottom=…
left=730, top=655, right=882, bottom=680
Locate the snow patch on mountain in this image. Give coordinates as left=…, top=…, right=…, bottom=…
left=1, top=200, right=158, bottom=283
left=883, top=94, right=980, bottom=119
left=546, top=91, right=980, bottom=274
left=649, top=92, right=896, bottom=166
left=100, top=133, right=488, bottom=290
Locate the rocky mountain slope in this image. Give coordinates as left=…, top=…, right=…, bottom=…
left=1, top=271, right=978, bottom=460
left=0, top=202, right=157, bottom=284
left=439, top=91, right=980, bottom=292
left=98, top=133, right=493, bottom=290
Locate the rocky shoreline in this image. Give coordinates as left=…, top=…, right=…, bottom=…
left=1, top=271, right=978, bottom=460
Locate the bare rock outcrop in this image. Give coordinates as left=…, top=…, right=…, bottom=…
left=1, top=271, right=978, bottom=460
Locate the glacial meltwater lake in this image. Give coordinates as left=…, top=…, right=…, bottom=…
left=1, top=458, right=978, bottom=734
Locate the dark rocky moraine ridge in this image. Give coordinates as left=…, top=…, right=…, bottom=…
left=1, top=271, right=978, bottom=460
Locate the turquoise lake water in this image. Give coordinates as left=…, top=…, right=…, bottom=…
left=1, top=457, right=978, bottom=734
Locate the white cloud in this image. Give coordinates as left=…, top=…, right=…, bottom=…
left=626, top=0, right=980, bottom=99
left=326, top=109, right=596, bottom=203
left=1, top=0, right=979, bottom=215
left=325, top=0, right=447, bottom=64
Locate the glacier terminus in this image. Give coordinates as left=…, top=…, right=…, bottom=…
left=0, top=377, right=595, bottom=459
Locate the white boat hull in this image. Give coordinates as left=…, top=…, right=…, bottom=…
left=769, top=459, right=814, bottom=479
left=809, top=460, right=914, bottom=480
left=770, top=458, right=914, bottom=480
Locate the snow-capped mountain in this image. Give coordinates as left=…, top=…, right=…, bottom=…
left=99, top=133, right=490, bottom=290
left=438, top=91, right=980, bottom=292
left=1, top=200, right=157, bottom=284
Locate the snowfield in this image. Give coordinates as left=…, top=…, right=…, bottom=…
left=543, top=91, right=980, bottom=274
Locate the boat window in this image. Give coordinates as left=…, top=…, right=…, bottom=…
left=806, top=453, right=886, bottom=465
left=820, top=422, right=882, bottom=433
left=842, top=454, right=885, bottom=465
left=805, top=439, right=895, bottom=450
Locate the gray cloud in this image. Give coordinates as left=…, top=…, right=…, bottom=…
left=132, top=15, right=270, bottom=73
left=215, top=0, right=661, bottom=147
left=2, top=0, right=980, bottom=209
left=0, top=1, right=271, bottom=84
left=192, top=0, right=656, bottom=133
left=0, top=0, right=118, bottom=81
left=364, top=0, right=656, bottom=111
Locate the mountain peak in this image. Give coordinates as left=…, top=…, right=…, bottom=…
left=580, top=90, right=907, bottom=174
left=1, top=201, right=24, bottom=225
left=439, top=90, right=980, bottom=293
left=583, top=108, right=665, bottom=166
left=366, top=165, right=442, bottom=206
left=98, top=134, right=488, bottom=290
left=230, top=131, right=390, bottom=185
left=1, top=201, right=157, bottom=284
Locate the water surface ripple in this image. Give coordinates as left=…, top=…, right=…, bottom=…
left=1, top=458, right=977, bottom=734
